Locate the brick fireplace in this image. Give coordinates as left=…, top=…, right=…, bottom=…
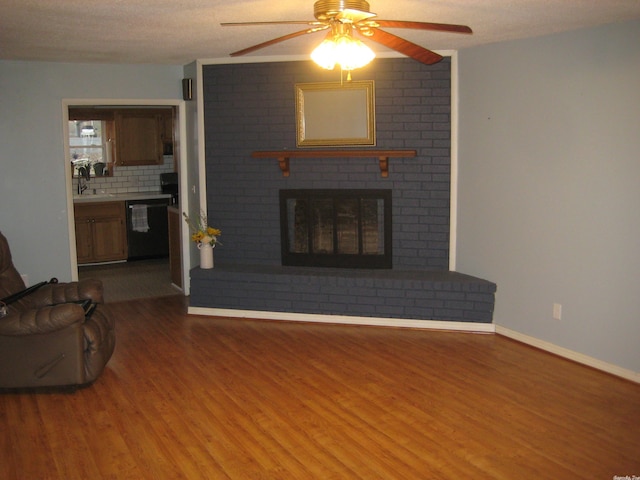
left=190, top=58, right=496, bottom=324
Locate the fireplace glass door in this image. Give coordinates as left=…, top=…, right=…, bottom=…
left=280, top=190, right=391, bottom=269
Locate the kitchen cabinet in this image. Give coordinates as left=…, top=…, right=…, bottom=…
left=159, top=108, right=174, bottom=145
left=69, top=106, right=173, bottom=169
left=74, top=202, right=127, bottom=264
left=115, top=109, right=164, bottom=166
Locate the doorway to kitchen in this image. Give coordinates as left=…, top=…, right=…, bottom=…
left=65, top=101, right=186, bottom=302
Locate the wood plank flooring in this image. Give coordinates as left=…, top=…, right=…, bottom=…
left=2, top=295, right=639, bottom=479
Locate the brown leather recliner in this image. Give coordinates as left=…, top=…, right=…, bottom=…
left=0, top=231, right=115, bottom=389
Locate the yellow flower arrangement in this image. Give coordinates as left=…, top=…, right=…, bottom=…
left=183, top=211, right=221, bottom=247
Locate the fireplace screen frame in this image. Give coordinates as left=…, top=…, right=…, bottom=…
left=280, top=189, right=392, bottom=269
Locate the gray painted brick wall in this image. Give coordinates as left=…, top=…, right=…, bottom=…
left=193, top=58, right=496, bottom=323
left=202, top=58, right=451, bottom=269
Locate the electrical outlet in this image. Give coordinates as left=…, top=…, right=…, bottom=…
left=553, top=303, right=562, bottom=321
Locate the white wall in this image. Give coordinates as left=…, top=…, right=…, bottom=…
left=182, top=61, right=203, bottom=272
left=457, top=20, right=640, bottom=373
left=0, top=60, right=183, bottom=283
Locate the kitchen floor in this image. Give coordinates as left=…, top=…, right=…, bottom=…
left=78, top=258, right=181, bottom=303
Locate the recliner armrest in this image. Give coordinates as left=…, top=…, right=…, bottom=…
left=0, top=303, right=86, bottom=336
left=26, top=279, right=104, bottom=307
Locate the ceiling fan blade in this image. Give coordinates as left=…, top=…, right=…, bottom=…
left=373, top=20, right=472, bottom=34
left=229, top=27, right=327, bottom=57
left=222, top=21, right=323, bottom=27
left=364, top=28, right=443, bottom=65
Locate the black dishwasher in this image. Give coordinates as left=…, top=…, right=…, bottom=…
left=125, top=198, right=170, bottom=260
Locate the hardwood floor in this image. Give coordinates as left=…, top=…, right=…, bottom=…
left=2, top=295, right=639, bottom=479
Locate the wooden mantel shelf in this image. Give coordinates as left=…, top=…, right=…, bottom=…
left=252, top=149, right=417, bottom=178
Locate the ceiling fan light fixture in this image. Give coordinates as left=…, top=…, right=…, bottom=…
left=310, top=24, right=375, bottom=71
left=310, top=34, right=339, bottom=69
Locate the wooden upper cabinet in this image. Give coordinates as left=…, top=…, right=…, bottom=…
left=69, top=106, right=174, bottom=169
left=159, top=108, right=174, bottom=144
left=115, top=109, right=164, bottom=166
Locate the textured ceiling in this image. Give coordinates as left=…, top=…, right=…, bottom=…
left=1, top=0, right=639, bottom=65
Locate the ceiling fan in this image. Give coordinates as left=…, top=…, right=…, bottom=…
left=222, top=0, right=472, bottom=67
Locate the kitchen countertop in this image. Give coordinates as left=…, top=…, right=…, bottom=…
left=73, top=192, right=173, bottom=204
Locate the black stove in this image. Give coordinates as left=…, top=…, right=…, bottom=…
left=160, top=172, right=178, bottom=205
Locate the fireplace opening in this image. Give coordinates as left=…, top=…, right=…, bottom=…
left=280, top=189, right=392, bottom=269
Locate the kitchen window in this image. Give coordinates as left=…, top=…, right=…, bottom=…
left=69, top=120, right=113, bottom=177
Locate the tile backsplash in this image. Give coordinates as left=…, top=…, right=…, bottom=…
left=73, top=155, right=174, bottom=195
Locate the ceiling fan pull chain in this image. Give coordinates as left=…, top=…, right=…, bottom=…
left=339, top=68, right=352, bottom=84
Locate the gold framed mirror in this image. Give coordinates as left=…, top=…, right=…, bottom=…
left=295, top=81, right=376, bottom=147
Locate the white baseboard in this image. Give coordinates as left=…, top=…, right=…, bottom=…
left=495, top=325, right=640, bottom=384
left=187, top=306, right=496, bottom=333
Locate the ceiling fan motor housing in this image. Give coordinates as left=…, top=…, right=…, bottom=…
left=314, top=0, right=371, bottom=20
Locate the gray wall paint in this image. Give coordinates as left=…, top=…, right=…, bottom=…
left=457, top=20, right=640, bottom=373
left=0, top=60, right=183, bottom=283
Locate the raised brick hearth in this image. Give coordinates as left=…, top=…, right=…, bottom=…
left=190, top=265, right=496, bottom=323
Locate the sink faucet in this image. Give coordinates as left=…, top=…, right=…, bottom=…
left=77, top=166, right=90, bottom=195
